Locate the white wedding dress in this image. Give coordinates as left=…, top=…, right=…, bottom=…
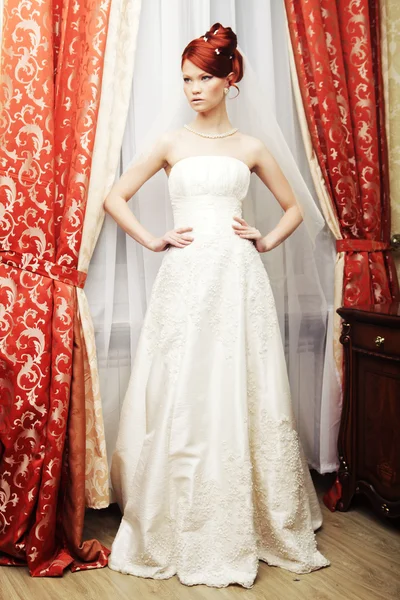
left=109, top=155, right=330, bottom=588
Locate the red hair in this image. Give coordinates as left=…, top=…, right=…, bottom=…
left=181, top=23, right=244, bottom=95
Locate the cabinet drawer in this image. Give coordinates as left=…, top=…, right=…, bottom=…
left=349, top=322, right=400, bottom=357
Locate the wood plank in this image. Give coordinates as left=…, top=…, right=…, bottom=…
left=1, top=476, right=399, bottom=600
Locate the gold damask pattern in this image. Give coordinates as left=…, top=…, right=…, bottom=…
left=285, top=0, right=397, bottom=310
left=0, top=0, right=111, bottom=575
left=381, top=0, right=400, bottom=280
left=285, top=0, right=400, bottom=513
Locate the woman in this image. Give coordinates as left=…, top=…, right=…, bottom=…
left=104, top=23, right=329, bottom=589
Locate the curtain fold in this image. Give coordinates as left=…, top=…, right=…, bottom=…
left=60, top=302, right=109, bottom=572
left=78, top=0, right=142, bottom=502
left=381, top=0, right=400, bottom=280
left=0, top=0, right=111, bottom=575
left=284, top=0, right=399, bottom=508
left=284, top=0, right=398, bottom=306
left=77, top=0, right=142, bottom=509
left=286, top=29, right=343, bottom=473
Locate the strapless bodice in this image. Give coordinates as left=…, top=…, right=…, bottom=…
left=168, top=155, right=251, bottom=237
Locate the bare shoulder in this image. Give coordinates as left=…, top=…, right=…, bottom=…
left=160, top=127, right=190, bottom=147
left=240, top=133, right=267, bottom=154
left=153, top=128, right=181, bottom=154
left=237, top=133, right=271, bottom=170
left=155, top=128, right=188, bottom=166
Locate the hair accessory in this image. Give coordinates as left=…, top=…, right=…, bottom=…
left=215, top=48, right=220, bottom=55
left=230, top=55, right=233, bottom=59
left=213, top=29, right=219, bottom=35
left=203, top=36, right=208, bottom=42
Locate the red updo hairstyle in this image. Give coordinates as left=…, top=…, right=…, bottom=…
left=181, top=23, right=244, bottom=95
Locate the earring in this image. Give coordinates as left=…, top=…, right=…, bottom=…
left=224, top=88, right=229, bottom=95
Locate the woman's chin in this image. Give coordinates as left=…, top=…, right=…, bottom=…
left=191, top=105, right=206, bottom=113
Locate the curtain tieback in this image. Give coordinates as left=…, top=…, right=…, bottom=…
left=336, top=240, right=390, bottom=253
left=0, top=250, right=87, bottom=288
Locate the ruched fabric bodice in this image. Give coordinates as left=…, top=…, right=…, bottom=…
left=168, top=155, right=251, bottom=237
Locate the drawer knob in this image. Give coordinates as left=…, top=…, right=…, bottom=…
left=391, top=233, right=400, bottom=250
left=375, top=335, right=385, bottom=347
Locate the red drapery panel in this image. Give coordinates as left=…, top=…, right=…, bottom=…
left=284, top=0, right=400, bottom=511
left=284, top=0, right=399, bottom=305
left=0, top=0, right=111, bottom=575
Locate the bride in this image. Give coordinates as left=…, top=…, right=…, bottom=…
left=104, top=22, right=330, bottom=589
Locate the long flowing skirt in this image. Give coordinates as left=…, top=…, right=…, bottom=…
left=109, top=234, right=329, bottom=588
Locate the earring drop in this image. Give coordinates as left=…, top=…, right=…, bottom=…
left=224, top=88, right=229, bottom=95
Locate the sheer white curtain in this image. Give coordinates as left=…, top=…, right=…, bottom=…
left=85, top=0, right=338, bottom=476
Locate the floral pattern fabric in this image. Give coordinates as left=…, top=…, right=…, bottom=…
left=284, top=0, right=399, bottom=511
left=284, top=0, right=399, bottom=307
left=0, top=0, right=111, bottom=576
left=381, top=0, right=400, bottom=281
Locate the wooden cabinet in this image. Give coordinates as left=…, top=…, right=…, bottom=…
left=337, top=303, right=400, bottom=519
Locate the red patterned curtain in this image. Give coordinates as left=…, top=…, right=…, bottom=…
left=0, top=0, right=111, bottom=575
left=285, top=0, right=399, bottom=306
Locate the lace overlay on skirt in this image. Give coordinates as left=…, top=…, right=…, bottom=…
left=109, top=156, right=330, bottom=588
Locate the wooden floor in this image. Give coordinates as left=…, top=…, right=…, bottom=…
left=1, top=475, right=399, bottom=600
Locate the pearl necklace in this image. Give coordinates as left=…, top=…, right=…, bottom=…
left=184, top=124, right=238, bottom=139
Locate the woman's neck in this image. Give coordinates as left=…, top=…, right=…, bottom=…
left=190, top=104, right=233, bottom=133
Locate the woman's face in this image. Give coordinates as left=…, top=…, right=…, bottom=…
left=182, top=59, right=229, bottom=112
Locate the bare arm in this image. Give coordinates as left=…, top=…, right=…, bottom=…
left=103, top=133, right=193, bottom=251
left=233, top=140, right=303, bottom=252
